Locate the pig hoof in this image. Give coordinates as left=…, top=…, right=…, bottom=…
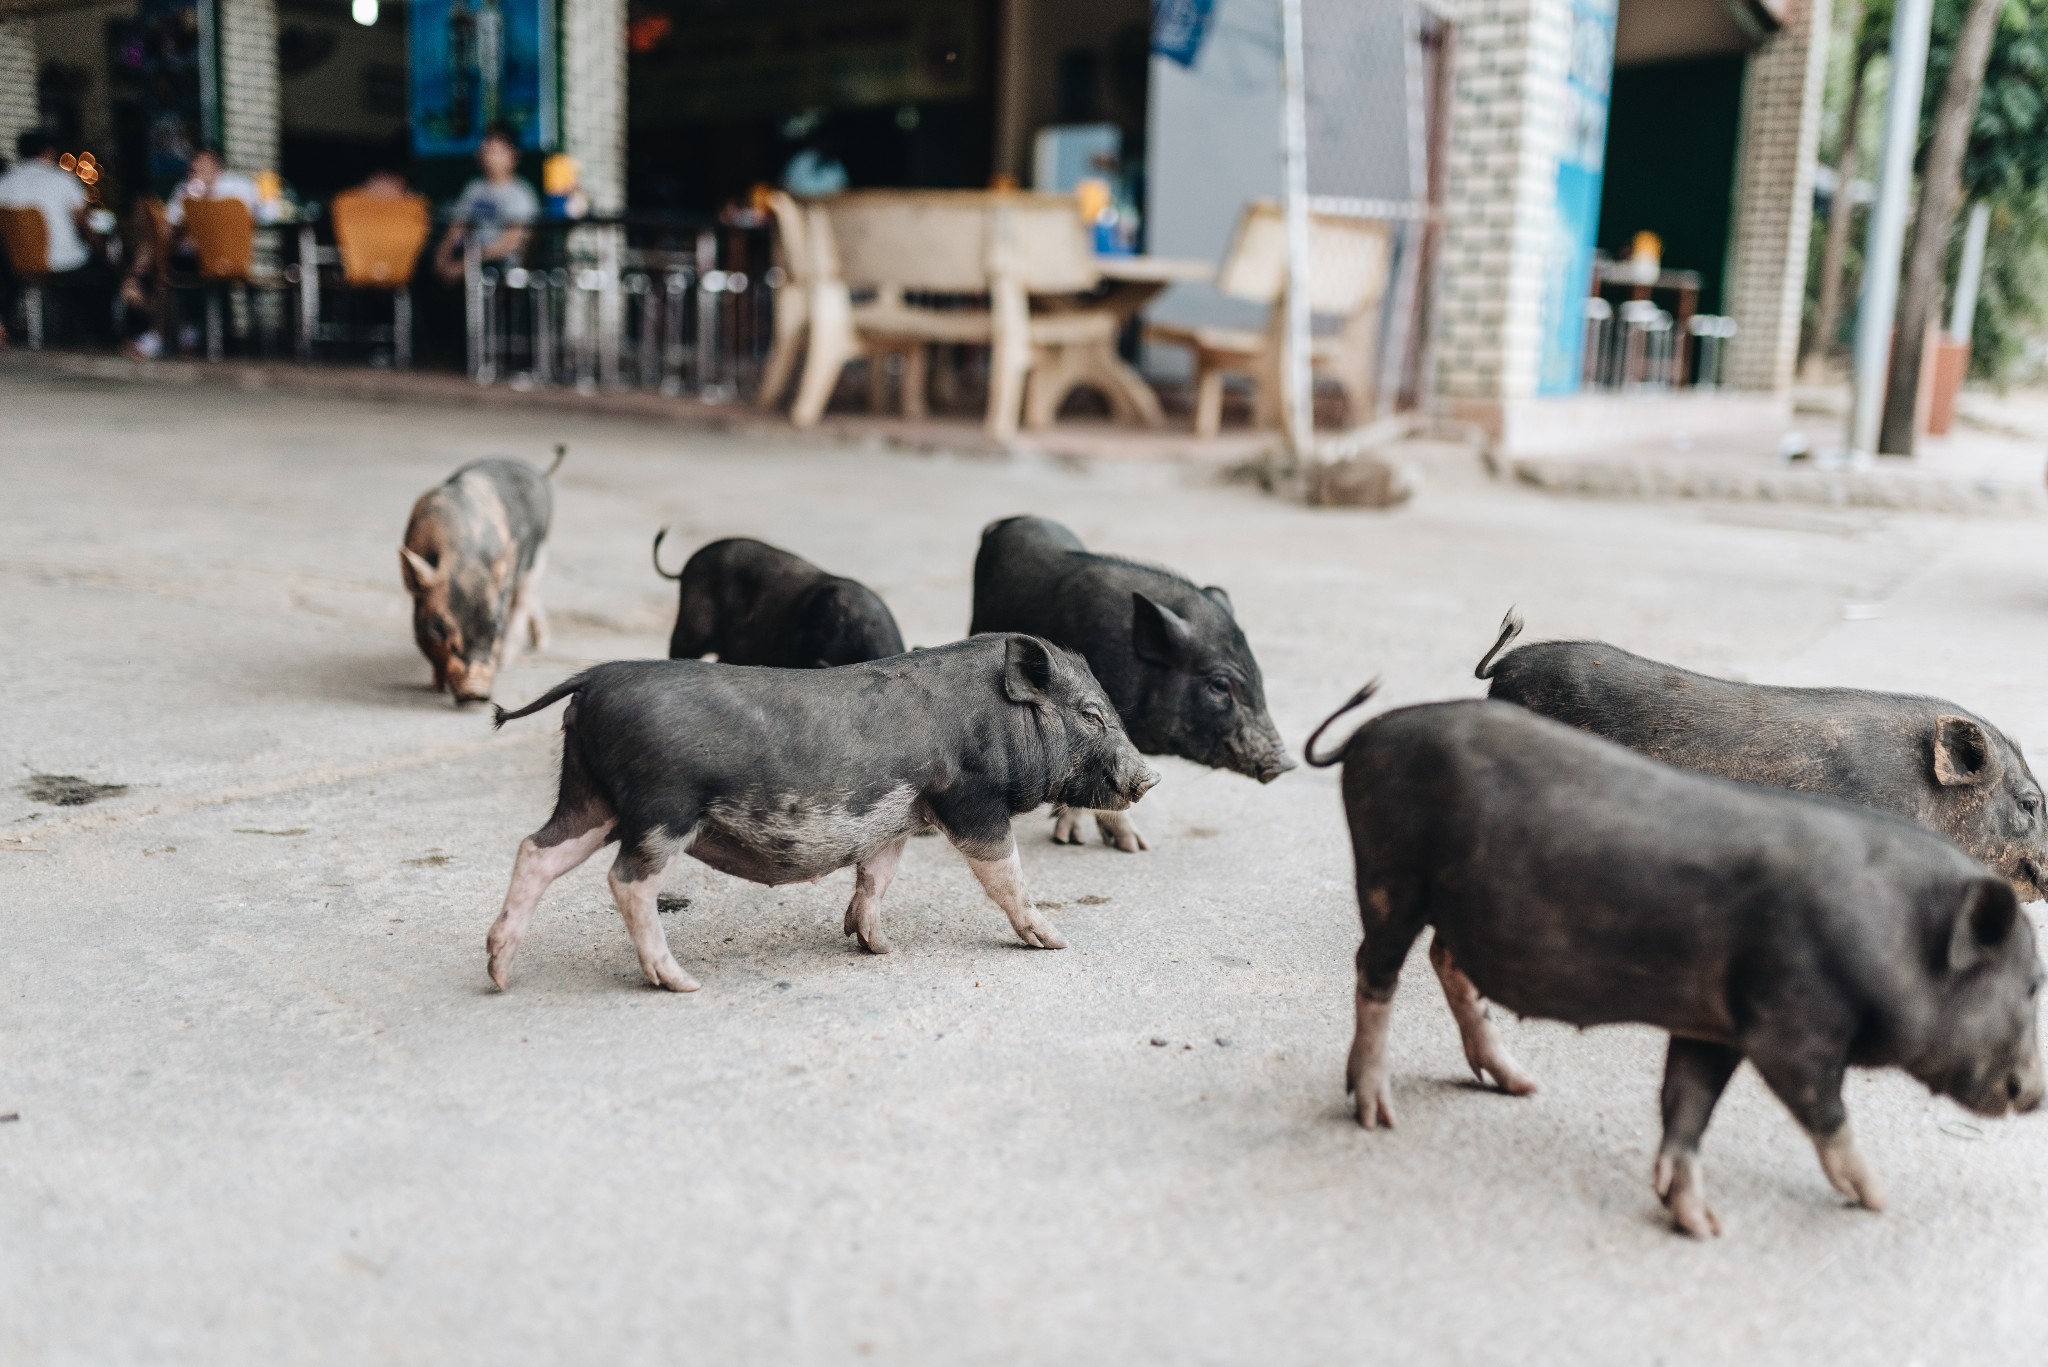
left=1352, top=1084, right=1397, bottom=1130
left=1474, top=1052, right=1539, bottom=1097
left=1094, top=813, right=1149, bottom=853
left=1018, top=921, right=1068, bottom=950
left=1654, top=1154, right=1721, bottom=1238
left=858, top=930, right=893, bottom=955
left=1816, top=1137, right=1887, bottom=1213
left=488, top=958, right=511, bottom=991
left=1051, top=808, right=1087, bottom=845
left=644, top=956, right=700, bottom=992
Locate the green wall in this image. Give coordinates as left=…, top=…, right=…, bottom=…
left=1597, top=54, right=1744, bottom=315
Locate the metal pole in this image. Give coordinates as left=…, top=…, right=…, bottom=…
left=1948, top=200, right=1991, bottom=340
left=1277, top=0, right=1315, bottom=461
left=1848, top=0, right=1935, bottom=457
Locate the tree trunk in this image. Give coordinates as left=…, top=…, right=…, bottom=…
left=1800, top=39, right=1873, bottom=381
left=1878, top=0, right=2001, bottom=455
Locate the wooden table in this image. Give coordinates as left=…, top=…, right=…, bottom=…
left=1023, top=254, right=1213, bottom=430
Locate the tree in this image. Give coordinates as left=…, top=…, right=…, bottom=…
left=1801, top=4, right=1882, bottom=380
left=1877, top=0, right=2002, bottom=454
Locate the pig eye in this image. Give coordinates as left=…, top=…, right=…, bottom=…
left=1082, top=706, right=1108, bottom=730
left=1205, top=677, right=1234, bottom=703
left=2022, top=797, right=2041, bottom=818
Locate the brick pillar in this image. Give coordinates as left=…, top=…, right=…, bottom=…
left=218, top=0, right=280, bottom=172
left=561, top=0, right=626, bottom=212
left=1723, top=0, right=1831, bottom=391
left=1434, top=0, right=1574, bottom=425
left=0, top=18, right=36, bottom=157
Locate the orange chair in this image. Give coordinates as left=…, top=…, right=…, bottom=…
left=177, top=196, right=294, bottom=360
left=326, top=189, right=431, bottom=366
left=0, top=205, right=52, bottom=349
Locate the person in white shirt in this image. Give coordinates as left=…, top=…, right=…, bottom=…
left=433, top=124, right=540, bottom=284
left=0, top=130, right=92, bottom=273
left=165, top=144, right=258, bottom=226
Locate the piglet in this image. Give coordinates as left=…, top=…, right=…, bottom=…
left=1477, top=611, right=2048, bottom=900
left=400, top=445, right=563, bottom=704
left=1306, top=686, right=2044, bottom=1237
left=969, top=515, right=1291, bottom=851
left=652, top=531, right=906, bottom=667
left=484, top=634, right=1158, bottom=991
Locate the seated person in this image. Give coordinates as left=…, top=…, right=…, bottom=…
left=432, top=124, right=539, bottom=284
left=0, top=129, right=93, bottom=274
left=165, top=144, right=258, bottom=225
left=356, top=168, right=412, bottom=200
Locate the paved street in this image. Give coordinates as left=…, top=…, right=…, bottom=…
left=5, top=362, right=2048, bottom=1364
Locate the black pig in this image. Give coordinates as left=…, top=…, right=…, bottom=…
left=652, top=532, right=906, bottom=667
left=485, top=634, right=1158, bottom=990
left=1478, top=611, right=2048, bottom=900
left=969, top=515, right=1290, bottom=851
left=1306, top=688, right=2044, bottom=1238
left=401, top=446, right=563, bottom=704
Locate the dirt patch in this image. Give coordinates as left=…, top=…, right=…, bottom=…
left=657, top=894, right=691, bottom=914
left=235, top=827, right=309, bottom=837
left=1076, top=894, right=1112, bottom=906
left=405, top=853, right=453, bottom=867
left=21, top=773, right=129, bottom=807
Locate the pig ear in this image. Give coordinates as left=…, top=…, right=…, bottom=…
left=1950, top=876, right=2022, bottom=973
left=399, top=546, right=444, bottom=591
left=1934, top=715, right=1992, bottom=787
left=1202, top=585, right=1235, bottom=618
left=1003, top=634, right=1060, bottom=705
left=1132, top=593, right=1198, bottom=668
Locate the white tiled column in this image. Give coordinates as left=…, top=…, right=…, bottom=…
left=218, top=0, right=281, bottom=172
left=0, top=18, right=37, bottom=157
left=562, top=0, right=626, bottom=212
left=1723, top=0, right=1831, bottom=391
left=1433, top=0, right=1574, bottom=429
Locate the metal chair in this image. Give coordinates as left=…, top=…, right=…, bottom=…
left=325, top=190, right=431, bottom=366
left=177, top=197, right=257, bottom=359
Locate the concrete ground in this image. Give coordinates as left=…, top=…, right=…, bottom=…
left=4, top=361, right=2048, bottom=1365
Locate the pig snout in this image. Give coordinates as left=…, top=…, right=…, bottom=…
left=2008, top=1050, right=2046, bottom=1114
left=1131, top=765, right=1163, bottom=801
left=445, top=657, right=496, bottom=705
left=1232, top=719, right=1294, bottom=784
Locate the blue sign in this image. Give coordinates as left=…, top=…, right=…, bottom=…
left=410, top=0, right=556, bottom=157
left=1153, top=0, right=1217, bottom=68
left=1536, top=0, right=1615, bottom=395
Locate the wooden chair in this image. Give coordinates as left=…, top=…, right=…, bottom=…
left=790, top=190, right=1122, bottom=440
left=0, top=205, right=51, bottom=349
left=327, top=189, right=431, bottom=366
left=1146, top=200, right=1394, bottom=437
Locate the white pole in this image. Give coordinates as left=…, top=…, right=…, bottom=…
left=1278, top=0, right=1315, bottom=461
left=1948, top=200, right=1991, bottom=341
left=1848, top=0, right=1935, bottom=457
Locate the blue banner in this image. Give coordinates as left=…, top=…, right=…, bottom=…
left=1536, top=0, right=1615, bottom=395
left=1152, top=0, right=1217, bottom=69
left=410, top=0, right=556, bottom=157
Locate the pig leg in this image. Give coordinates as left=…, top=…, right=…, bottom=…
left=486, top=818, right=617, bottom=990
left=1652, top=1037, right=1744, bottom=1238
left=1427, top=937, right=1538, bottom=1096
left=608, top=842, right=698, bottom=992
left=1347, top=883, right=1428, bottom=1130
left=1049, top=806, right=1148, bottom=852
left=1092, top=810, right=1148, bottom=853
left=842, top=836, right=910, bottom=954
left=960, top=839, right=1067, bottom=949
left=1748, top=1050, right=1888, bottom=1215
